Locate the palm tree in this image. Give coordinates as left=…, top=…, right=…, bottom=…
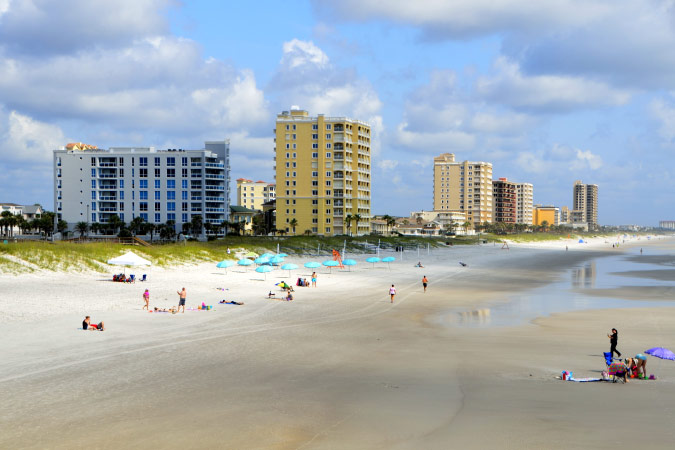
left=541, top=220, right=549, bottom=232
left=462, top=221, right=472, bottom=235
left=90, top=222, right=101, bottom=236
left=345, top=214, right=353, bottom=236
left=107, top=214, right=124, bottom=236
left=190, top=215, right=203, bottom=236
left=289, top=218, right=298, bottom=235
left=75, top=221, right=89, bottom=238
left=129, top=216, right=145, bottom=236
left=220, top=219, right=230, bottom=236
left=352, top=214, right=362, bottom=236
left=386, top=215, right=397, bottom=235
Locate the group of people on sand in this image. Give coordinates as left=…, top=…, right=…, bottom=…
left=608, top=328, right=649, bottom=382
left=140, top=287, right=187, bottom=313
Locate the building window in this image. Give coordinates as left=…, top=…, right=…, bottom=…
left=312, top=171, right=318, bottom=177
left=167, top=157, right=175, bottom=167
left=312, top=143, right=318, bottom=149
left=326, top=152, right=332, bottom=158
left=167, top=202, right=175, bottom=211
left=167, top=213, right=175, bottom=221
left=181, top=213, right=188, bottom=223
left=155, top=213, right=161, bottom=223
left=120, top=191, right=124, bottom=200
left=140, top=202, right=148, bottom=211
left=91, top=191, right=96, bottom=200
left=292, top=134, right=296, bottom=139
left=182, top=202, right=188, bottom=211
left=326, top=124, right=332, bottom=130
left=312, top=124, right=318, bottom=130
left=155, top=180, right=161, bottom=189
left=182, top=157, right=188, bottom=167
left=91, top=202, right=96, bottom=211
left=292, top=172, right=296, bottom=177
left=326, top=171, right=332, bottom=177
left=326, top=143, right=331, bottom=149
left=312, top=190, right=318, bottom=196
left=91, top=180, right=96, bottom=188
left=155, top=191, right=161, bottom=200
left=326, top=181, right=332, bottom=186
left=139, top=157, right=148, bottom=167
left=326, top=133, right=331, bottom=139
left=312, top=134, right=318, bottom=139
left=286, top=162, right=290, bottom=168
left=312, top=199, right=318, bottom=205
left=154, top=202, right=161, bottom=211
left=167, top=180, right=176, bottom=189
left=182, top=168, right=188, bottom=177
left=139, top=168, right=148, bottom=178
left=181, top=191, right=187, bottom=200
left=140, top=213, right=148, bottom=221
left=292, top=144, right=297, bottom=149
left=312, top=181, right=318, bottom=186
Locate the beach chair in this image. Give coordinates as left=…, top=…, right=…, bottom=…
left=129, top=274, right=136, bottom=283
left=140, top=274, right=147, bottom=282
left=607, top=361, right=627, bottom=383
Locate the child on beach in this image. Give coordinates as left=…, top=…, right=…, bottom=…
left=422, top=276, right=428, bottom=293
left=142, top=289, right=150, bottom=310
left=389, top=285, right=396, bottom=303
left=311, top=272, right=317, bottom=287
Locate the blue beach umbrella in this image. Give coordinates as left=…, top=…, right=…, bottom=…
left=260, top=253, right=274, bottom=259
left=645, top=347, right=675, bottom=360
left=278, top=253, right=289, bottom=257
left=304, top=261, right=321, bottom=269
left=343, top=259, right=357, bottom=271
left=254, top=256, right=270, bottom=265
left=323, top=260, right=339, bottom=273
left=269, top=255, right=285, bottom=265
left=216, top=260, right=234, bottom=273
left=255, top=265, right=274, bottom=280
left=365, top=256, right=381, bottom=268
left=237, top=258, right=253, bottom=266
left=382, top=256, right=395, bottom=269
left=281, top=263, right=298, bottom=276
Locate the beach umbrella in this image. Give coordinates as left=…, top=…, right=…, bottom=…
left=255, top=265, right=274, bottom=280
left=382, top=256, right=395, bottom=269
left=366, top=256, right=381, bottom=268
left=281, top=263, right=298, bottom=276
left=237, top=258, right=253, bottom=266
left=304, top=261, right=321, bottom=269
left=260, top=252, right=274, bottom=258
left=645, top=347, right=675, bottom=360
left=343, top=259, right=357, bottom=271
left=278, top=253, right=289, bottom=257
left=244, top=251, right=259, bottom=259
left=269, top=255, right=285, bottom=265
left=216, top=260, right=234, bottom=273
left=254, top=256, right=270, bottom=265
left=323, top=260, right=339, bottom=273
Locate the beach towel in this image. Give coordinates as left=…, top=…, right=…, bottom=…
left=569, top=377, right=604, bottom=382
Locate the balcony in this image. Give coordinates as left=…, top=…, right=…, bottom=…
left=205, top=196, right=225, bottom=201
left=205, top=174, right=225, bottom=179
left=191, top=162, right=203, bottom=167
left=97, top=174, right=117, bottom=179
left=205, top=185, right=225, bottom=191
left=205, top=162, right=224, bottom=168
left=99, top=196, right=117, bottom=201
left=205, top=207, right=225, bottom=212
left=99, top=162, right=117, bottom=167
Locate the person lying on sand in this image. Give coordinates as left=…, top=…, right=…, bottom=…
left=153, top=307, right=177, bottom=313
left=220, top=300, right=244, bottom=305
left=83, top=316, right=105, bottom=331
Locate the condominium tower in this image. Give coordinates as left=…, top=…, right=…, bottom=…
left=572, top=180, right=598, bottom=229
left=433, top=153, right=493, bottom=225
left=515, top=182, right=533, bottom=225
left=492, top=178, right=516, bottom=223
left=54, top=141, right=230, bottom=233
left=274, top=109, right=371, bottom=236
left=236, top=178, right=275, bottom=210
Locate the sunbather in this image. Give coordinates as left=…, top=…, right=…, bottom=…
left=220, top=300, right=244, bottom=305
left=83, top=316, right=105, bottom=331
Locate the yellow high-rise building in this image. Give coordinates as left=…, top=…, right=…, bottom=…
left=275, top=109, right=371, bottom=236
left=433, top=153, right=492, bottom=225
left=236, top=178, right=275, bottom=211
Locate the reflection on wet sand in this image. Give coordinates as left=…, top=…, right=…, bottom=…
left=457, top=308, right=491, bottom=325
left=572, top=262, right=596, bottom=288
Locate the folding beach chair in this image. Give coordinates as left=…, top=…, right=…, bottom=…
left=607, top=361, right=627, bottom=383
left=130, top=274, right=136, bottom=283
left=603, top=352, right=617, bottom=367
left=140, top=274, right=147, bottom=282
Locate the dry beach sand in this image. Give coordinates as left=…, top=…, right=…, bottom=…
left=2, top=235, right=675, bottom=449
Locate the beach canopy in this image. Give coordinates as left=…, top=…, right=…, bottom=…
left=237, top=258, right=253, bottom=266
left=645, top=347, right=675, bottom=360
left=107, top=251, right=151, bottom=267
left=304, top=261, right=321, bottom=268
left=216, top=260, right=235, bottom=268
left=382, top=256, right=395, bottom=263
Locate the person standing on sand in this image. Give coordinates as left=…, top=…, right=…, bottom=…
left=177, top=287, right=187, bottom=313
left=608, top=328, right=621, bottom=358
left=389, top=285, right=396, bottom=303
left=422, top=276, right=428, bottom=293
left=142, top=289, right=150, bottom=310
left=311, top=272, right=317, bottom=287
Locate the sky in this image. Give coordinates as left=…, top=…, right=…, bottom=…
left=1, top=0, right=674, bottom=226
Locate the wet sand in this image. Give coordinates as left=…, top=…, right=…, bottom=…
left=2, top=239, right=675, bottom=449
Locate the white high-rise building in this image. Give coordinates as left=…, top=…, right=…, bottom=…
left=53, top=141, right=230, bottom=234
left=515, top=182, right=533, bottom=225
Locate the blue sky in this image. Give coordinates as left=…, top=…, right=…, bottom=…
left=1, top=0, right=674, bottom=225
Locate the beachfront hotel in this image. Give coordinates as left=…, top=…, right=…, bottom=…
left=53, top=141, right=230, bottom=233
left=492, top=178, right=517, bottom=223
left=572, top=180, right=598, bottom=230
left=515, top=182, right=533, bottom=225
left=236, top=178, right=275, bottom=211
left=533, top=205, right=560, bottom=226
left=274, top=108, right=372, bottom=236
left=433, top=153, right=493, bottom=225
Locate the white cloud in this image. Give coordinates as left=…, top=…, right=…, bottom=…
left=0, top=109, right=67, bottom=163
left=378, top=159, right=399, bottom=170
left=572, top=149, right=603, bottom=170
left=281, top=39, right=329, bottom=70
left=516, top=144, right=603, bottom=174
left=650, top=97, right=675, bottom=143
left=476, top=57, right=632, bottom=112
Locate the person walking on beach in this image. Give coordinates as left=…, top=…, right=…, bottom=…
left=608, top=328, right=621, bottom=358
left=311, top=272, right=317, bottom=287
left=177, top=287, right=187, bottom=313
left=422, top=276, right=428, bottom=293
left=142, top=289, right=150, bottom=310
left=389, top=285, right=396, bottom=303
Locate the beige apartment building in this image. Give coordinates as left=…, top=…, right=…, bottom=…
left=236, top=178, right=275, bottom=211
left=274, top=109, right=371, bottom=236
left=433, top=153, right=492, bottom=225
left=572, top=180, right=598, bottom=229
left=515, top=182, right=533, bottom=225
